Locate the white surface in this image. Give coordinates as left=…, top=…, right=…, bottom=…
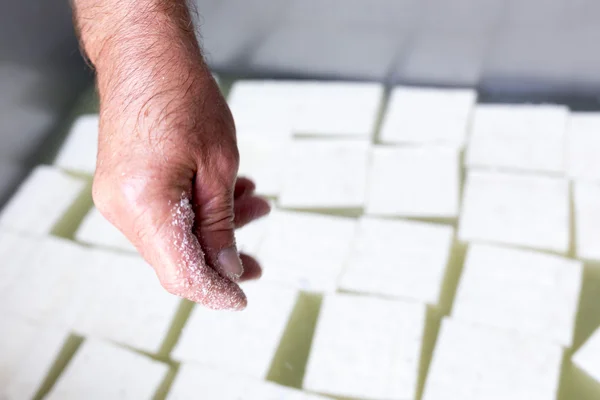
left=168, top=364, right=330, bottom=400
left=75, top=207, right=136, bottom=252
left=304, top=293, right=426, bottom=400
left=339, top=217, right=453, bottom=305
left=47, top=338, right=168, bottom=400
left=1, top=236, right=86, bottom=327
left=257, top=210, right=357, bottom=292
left=452, top=243, right=582, bottom=347
left=279, top=140, right=370, bottom=209
left=0, top=165, right=86, bottom=235
left=238, top=136, right=289, bottom=197
left=70, top=249, right=180, bottom=354
left=566, top=113, right=600, bottom=182
left=290, top=81, right=383, bottom=139
left=380, top=86, right=476, bottom=146
left=365, top=146, right=460, bottom=218
left=458, top=170, right=569, bottom=252
left=172, top=281, right=298, bottom=379
left=422, top=318, right=563, bottom=400
left=54, top=114, right=99, bottom=174
left=0, top=315, right=69, bottom=400
left=573, top=327, right=600, bottom=384
left=0, top=231, right=37, bottom=298
left=574, top=182, right=600, bottom=261
left=235, top=213, right=272, bottom=256
left=465, top=104, right=568, bottom=173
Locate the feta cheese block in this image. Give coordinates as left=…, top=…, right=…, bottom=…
left=70, top=249, right=180, bottom=354
left=0, top=231, right=37, bottom=297
left=238, top=136, right=289, bottom=197
left=379, top=86, right=476, bottom=146
left=235, top=212, right=272, bottom=256
left=365, top=146, right=460, bottom=218
left=0, top=315, right=70, bottom=400
left=303, top=293, right=426, bottom=400
left=573, top=327, right=600, bottom=384
left=54, top=114, right=99, bottom=174
left=574, top=182, right=600, bottom=261
left=339, top=217, right=454, bottom=305
left=257, top=210, right=357, bottom=292
left=0, top=165, right=86, bottom=235
left=422, top=318, right=563, bottom=400
left=167, top=364, right=330, bottom=400
left=290, top=81, right=383, bottom=139
left=0, top=236, right=87, bottom=327
left=465, top=104, right=568, bottom=173
left=75, top=207, right=136, bottom=252
left=566, top=112, right=600, bottom=182
left=172, top=281, right=298, bottom=379
left=458, top=170, right=569, bottom=253
left=227, top=80, right=298, bottom=137
left=279, top=140, right=370, bottom=209
left=46, top=338, right=168, bottom=400
left=452, top=243, right=583, bottom=347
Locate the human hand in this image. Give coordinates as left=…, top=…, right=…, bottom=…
left=73, top=0, right=270, bottom=310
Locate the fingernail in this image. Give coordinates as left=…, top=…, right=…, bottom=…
left=218, top=247, right=244, bottom=281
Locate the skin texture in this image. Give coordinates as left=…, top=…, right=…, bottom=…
left=71, top=0, right=270, bottom=310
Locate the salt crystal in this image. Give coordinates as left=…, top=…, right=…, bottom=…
left=0, top=165, right=86, bottom=235
left=380, top=86, right=476, bottom=147
left=304, top=293, right=425, bottom=399
left=279, top=140, right=370, bottom=209
left=423, top=318, right=563, bottom=400
left=458, top=170, right=569, bottom=252
left=452, top=243, right=582, bottom=347
left=46, top=338, right=168, bottom=399
left=257, top=210, right=356, bottom=292
left=54, top=114, right=99, bottom=174
left=365, top=146, right=460, bottom=218
left=172, top=281, right=298, bottom=379
left=339, top=217, right=454, bottom=305
left=75, top=207, right=136, bottom=252
left=465, top=104, right=568, bottom=173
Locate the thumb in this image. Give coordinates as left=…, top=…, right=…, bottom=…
left=193, top=174, right=243, bottom=282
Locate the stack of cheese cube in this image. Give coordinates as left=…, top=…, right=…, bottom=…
left=2, top=78, right=600, bottom=400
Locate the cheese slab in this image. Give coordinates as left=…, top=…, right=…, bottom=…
left=75, top=207, right=136, bottom=252
left=574, top=182, right=600, bottom=261
left=566, top=113, right=600, bottom=182
left=54, top=114, right=99, bottom=174
left=339, top=217, right=454, bottom=305
left=458, top=170, right=569, bottom=253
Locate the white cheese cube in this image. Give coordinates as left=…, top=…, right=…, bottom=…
left=574, top=182, right=600, bottom=261
left=0, top=165, right=86, bottom=235
left=304, top=293, right=426, bottom=400
left=172, top=281, right=298, bottom=379
left=257, top=210, right=357, bottom=292
left=566, top=113, right=600, bottom=182
left=167, top=364, right=330, bottom=400
left=46, top=338, right=168, bottom=399
left=339, top=217, right=453, bottom=305
left=70, top=250, right=180, bottom=354
left=423, top=318, right=563, bottom=400
left=465, top=104, right=568, bottom=173
left=279, top=140, right=370, bottom=209
left=453, top=243, right=582, bottom=347
left=235, top=212, right=271, bottom=256
left=291, top=82, right=383, bottom=139
left=573, top=327, right=600, bottom=385
left=458, top=170, right=569, bottom=252
left=380, top=86, right=476, bottom=146
left=365, top=146, right=460, bottom=218
left=0, top=316, right=70, bottom=400
left=75, top=207, right=136, bottom=252
left=54, top=114, right=99, bottom=174
left=238, top=136, right=289, bottom=197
